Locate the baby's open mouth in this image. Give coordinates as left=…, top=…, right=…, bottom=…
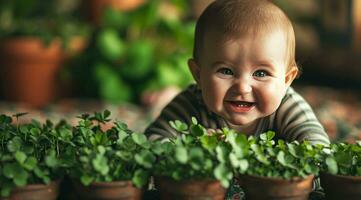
left=226, top=101, right=256, bottom=112
left=228, top=101, right=255, bottom=107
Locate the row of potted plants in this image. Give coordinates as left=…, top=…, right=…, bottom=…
left=0, top=111, right=360, bottom=200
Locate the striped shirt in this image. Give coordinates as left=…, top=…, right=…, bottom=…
left=145, top=84, right=330, bottom=145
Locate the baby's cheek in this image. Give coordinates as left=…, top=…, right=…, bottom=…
left=258, top=87, right=284, bottom=114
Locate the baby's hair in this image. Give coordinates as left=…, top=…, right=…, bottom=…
left=193, top=0, right=298, bottom=72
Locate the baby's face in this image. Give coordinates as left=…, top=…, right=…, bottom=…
left=190, top=30, right=297, bottom=126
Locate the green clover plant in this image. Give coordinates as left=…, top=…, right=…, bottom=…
left=151, top=117, right=233, bottom=188
left=320, top=141, right=361, bottom=176
left=69, top=110, right=155, bottom=188
left=226, top=131, right=321, bottom=179
left=0, top=113, right=73, bottom=197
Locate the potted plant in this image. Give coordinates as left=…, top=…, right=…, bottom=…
left=0, top=113, right=73, bottom=199
left=319, top=141, right=361, bottom=200
left=0, top=0, right=90, bottom=108
left=227, top=131, right=319, bottom=200
left=151, top=118, right=232, bottom=200
left=67, top=0, right=195, bottom=107
left=68, top=110, right=155, bottom=199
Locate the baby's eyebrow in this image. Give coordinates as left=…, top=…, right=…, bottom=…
left=210, top=61, right=231, bottom=68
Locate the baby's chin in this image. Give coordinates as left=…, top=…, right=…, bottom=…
left=219, top=112, right=257, bottom=126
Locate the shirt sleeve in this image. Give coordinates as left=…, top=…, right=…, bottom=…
left=274, top=87, right=330, bottom=145
left=144, top=85, right=201, bottom=141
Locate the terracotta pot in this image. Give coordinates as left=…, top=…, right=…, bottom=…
left=73, top=180, right=142, bottom=200
left=239, top=174, right=314, bottom=200
left=9, top=180, right=60, bottom=200
left=0, top=38, right=63, bottom=108
left=155, top=177, right=226, bottom=200
left=86, top=0, right=146, bottom=25
left=320, top=172, right=361, bottom=200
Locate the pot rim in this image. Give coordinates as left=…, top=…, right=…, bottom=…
left=320, top=171, right=361, bottom=180
left=12, top=179, right=61, bottom=191
left=155, top=176, right=219, bottom=184
left=239, top=174, right=315, bottom=183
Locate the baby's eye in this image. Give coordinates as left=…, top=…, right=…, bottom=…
left=253, top=70, right=269, bottom=77
left=217, top=68, right=234, bottom=76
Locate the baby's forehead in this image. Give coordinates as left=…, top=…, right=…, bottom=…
left=203, top=26, right=287, bottom=44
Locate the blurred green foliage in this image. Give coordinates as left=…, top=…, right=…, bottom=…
left=0, top=0, right=90, bottom=48
left=67, top=0, right=195, bottom=104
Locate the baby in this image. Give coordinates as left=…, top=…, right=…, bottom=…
left=145, top=0, right=330, bottom=146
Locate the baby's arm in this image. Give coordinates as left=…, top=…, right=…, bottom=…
left=144, top=86, right=201, bottom=141
left=274, top=87, right=330, bottom=145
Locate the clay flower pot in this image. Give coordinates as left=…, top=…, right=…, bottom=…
left=320, top=172, right=361, bottom=200
left=0, top=37, right=87, bottom=108
left=9, top=180, right=60, bottom=200
left=239, top=175, right=314, bottom=200
left=87, top=0, right=146, bottom=25
left=155, top=177, right=226, bottom=200
left=73, top=180, right=142, bottom=200
left=0, top=38, right=63, bottom=108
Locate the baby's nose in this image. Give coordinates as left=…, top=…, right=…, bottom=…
left=233, top=78, right=252, bottom=94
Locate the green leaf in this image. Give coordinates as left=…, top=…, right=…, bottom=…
left=13, top=167, right=28, bottom=186
left=92, top=154, right=109, bottom=175
left=287, top=143, right=299, bottom=158
left=45, top=150, right=58, bottom=168
left=1, top=185, right=11, bottom=197
left=3, top=163, right=16, bottom=179
left=7, top=137, right=22, bottom=152
left=260, top=133, right=267, bottom=141
left=135, top=150, right=156, bottom=169
left=266, top=131, right=275, bottom=141
left=19, top=125, right=29, bottom=134
left=239, top=159, right=249, bottom=173
left=80, top=175, right=94, bottom=186
left=175, top=146, right=188, bottom=164
left=30, top=128, right=41, bottom=136
left=23, top=157, right=37, bottom=170
left=117, top=130, right=128, bottom=144
left=357, top=166, right=361, bottom=176
left=132, top=169, right=149, bottom=188
left=169, top=120, right=188, bottom=132
left=59, top=128, right=73, bottom=141
left=216, top=145, right=228, bottom=163
left=97, top=28, right=125, bottom=61
left=151, top=141, right=165, bottom=155
left=116, top=151, right=132, bottom=161
left=200, top=135, right=217, bottom=150
left=191, top=117, right=198, bottom=125
left=132, top=133, right=147, bottom=145
left=277, top=151, right=286, bottom=166
left=103, top=110, right=111, bottom=119
left=190, top=124, right=205, bottom=137
left=326, top=157, right=338, bottom=174
left=214, top=163, right=232, bottom=188
left=15, top=151, right=27, bottom=164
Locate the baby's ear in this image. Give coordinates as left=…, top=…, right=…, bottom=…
left=188, top=59, right=201, bottom=85
left=285, top=66, right=298, bottom=87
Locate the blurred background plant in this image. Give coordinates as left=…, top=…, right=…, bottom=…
left=65, top=0, right=196, bottom=105
left=0, top=0, right=91, bottom=108
left=0, top=0, right=90, bottom=48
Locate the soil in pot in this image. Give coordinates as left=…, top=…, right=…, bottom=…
left=155, top=177, right=226, bottom=200
left=73, top=180, right=142, bottom=200
left=320, top=172, right=361, bottom=200
left=239, top=175, right=314, bottom=200
left=7, top=180, right=60, bottom=200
